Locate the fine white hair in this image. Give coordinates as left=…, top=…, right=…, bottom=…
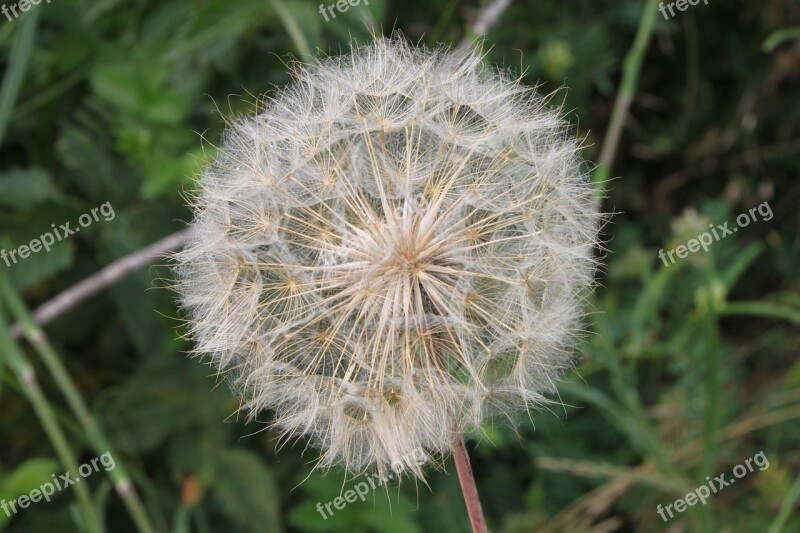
left=174, top=36, right=602, bottom=481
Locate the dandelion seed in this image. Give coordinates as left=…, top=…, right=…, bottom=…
left=174, top=37, right=601, bottom=485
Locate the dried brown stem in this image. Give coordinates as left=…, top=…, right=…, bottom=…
left=10, top=229, right=190, bottom=339
left=455, top=0, right=514, bottom=56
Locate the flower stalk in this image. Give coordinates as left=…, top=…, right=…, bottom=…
left=452, top=433, right=488, bottom=533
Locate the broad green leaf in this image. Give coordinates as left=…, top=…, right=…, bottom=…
left=0, top=204, right=77, bottom=289
left=0, top=458, right=59, bottom=529
left=211, top=449, right=281, bottom=533
left=288, top=471, right=422, bottom=533
left=97, top=356, right=235, bottom=454
left=0, top=168, right=63, bottom=208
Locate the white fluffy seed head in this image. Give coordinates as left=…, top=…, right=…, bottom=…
left=174, top=37, right=602, bottom=481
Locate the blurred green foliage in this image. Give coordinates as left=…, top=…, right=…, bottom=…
left=1, top=0, right=799, bottom=531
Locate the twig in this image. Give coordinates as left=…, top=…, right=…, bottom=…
left=454, top=0, right=513, bottom=56
left=10, top=229, right=190, bottom=339
left=471, top=0, right=513, bottom=37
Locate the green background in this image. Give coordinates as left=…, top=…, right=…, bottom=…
left=0, top=0, right=798, bottom=531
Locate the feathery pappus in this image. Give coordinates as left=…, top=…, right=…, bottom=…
left=174, top=37, right=602, bottom=481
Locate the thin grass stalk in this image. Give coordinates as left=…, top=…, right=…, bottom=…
left=0, top=275, right=157, bottom=533
left=0, top=302, right=101, bottom=532
left=594, top=0, right=660, bottom=189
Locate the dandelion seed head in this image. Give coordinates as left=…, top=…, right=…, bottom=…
left=174, top=37, right=602, bottom=480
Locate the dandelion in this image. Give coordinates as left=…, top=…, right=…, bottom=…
left=174, top=37, right=601, bottom=530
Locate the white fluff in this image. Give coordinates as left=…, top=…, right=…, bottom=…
left=174, top=37, right=602, bottom=481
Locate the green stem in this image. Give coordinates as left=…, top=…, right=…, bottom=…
left=269, top=0, right=313, bottom=61
left=594, top=0, right=660, bottom=189
left=0, top=307, right=101, bottom=532
left=694, top=268, right=723, bottom=532
left=768, top=471, right=800, bottom=533
left=429, top=0, right=460, bottom=45
left=0, top=1, right=39, bottom=146
left=0, top=275, right=157, bottom=533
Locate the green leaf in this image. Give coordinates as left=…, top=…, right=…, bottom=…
left=211, top=449, right=282, bottom=533
left=90, top=62, right=190, bottom=125
left=270, top=0, right=313, bottom=61
left=0, top=204, right=77, bottom=290
left=720, top=301, right=800, bottom=325
left=171, top=505, right=192, bottom=533
left=762, top=27, right=800, bottom=52
left=162, top=0, right=272, bottom=66
left=56, top=118, right=135, bottom=200
left=0, top=6, right=39, bottom=146
left=97, top=356, right=235, bottom=454
left=0, top=458, right=60, bottom=528
left=5, top=239, right=75, bottom=290
left=98, top=207, right=184, bottom=358
left=0, top=168, right=63, bottom=208
left=720, top=241, right=764, bottom=291
left=140, top=146, right=204, bottom=199
left=288, top=471, right=422, bottom=533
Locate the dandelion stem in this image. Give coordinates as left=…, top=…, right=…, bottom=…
left=452, top=434, right=488, bottom=533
